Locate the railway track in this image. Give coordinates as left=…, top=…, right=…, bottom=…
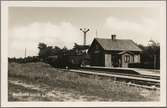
left=80, top=68, right=160, bottom=80
left=60, top=68, right=160, bottom=90
left=81, top=66, right=160, bottom=80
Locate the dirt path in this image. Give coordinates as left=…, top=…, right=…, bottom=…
left=8, top=79, right=105, bottom=101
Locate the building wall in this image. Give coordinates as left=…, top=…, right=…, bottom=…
left=88, top=40, right=105, bottom=66
left=121, top=53, right=133, bottom=68
left=121, top=53, right=141, bottom=67
left=105, top=54, right=112, bottom=67
left=104, top=52, right=141, bottom=68
left=134, top=54, right=140, bottom=63
left=90, top=52, right=104, bottom=66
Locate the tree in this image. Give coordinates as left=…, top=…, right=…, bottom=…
left=53, top=46, right=61, bottom=55
left=137, top=40, right=160, bottom=69
left=54, top=46, right=61, bottom=51
left=38, top=43, right=47, bottom=49
left=148, top=40, right=160, bottom=69
left=38, top=43, right=48, bottom=61
left=62, top=46, right=68, bottom=53
left=73, top=43, right=79, bottom=49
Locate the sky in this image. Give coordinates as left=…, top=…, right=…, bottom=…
left=8, top=7, right=163, bottom=58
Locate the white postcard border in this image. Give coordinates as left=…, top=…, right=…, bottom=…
left=1, top=1, right=166, bottom=107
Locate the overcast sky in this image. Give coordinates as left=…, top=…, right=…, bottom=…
left=8, top=7, right=163, bottom=57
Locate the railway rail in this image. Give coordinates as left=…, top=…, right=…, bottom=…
left=80, top=68, right=160, bottom=80
left=60, top=67, right=160, bottom=90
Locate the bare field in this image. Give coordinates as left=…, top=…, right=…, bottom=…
left=8, top=62, right=160, bottom=101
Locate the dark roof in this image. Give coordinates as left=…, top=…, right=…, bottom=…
left=95, top=38, right=142, bottom=51
left=73, top=44, right=90, bottom=50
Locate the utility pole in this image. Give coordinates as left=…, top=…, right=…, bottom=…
left=80, top=28, right=89, bottom=46
left=95, top=29, right=98, bottom=37
left=148, top=40, right=157, bottom=71
left=25, top=48, right=27, bottom=58
left=154, top=54, right=156, bottom=71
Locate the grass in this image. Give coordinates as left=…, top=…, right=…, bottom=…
left=8, top=62, right=159, bottom=101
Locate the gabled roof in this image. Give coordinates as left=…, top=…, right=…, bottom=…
left=94, top=38, right=142, bottom=51
left=118, top=51, right=135, bottom=55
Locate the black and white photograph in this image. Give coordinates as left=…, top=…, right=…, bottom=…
left=1, top=1, right=166, bottom=107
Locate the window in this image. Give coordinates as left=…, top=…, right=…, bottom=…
left=124, top=55, right=130, bottom=63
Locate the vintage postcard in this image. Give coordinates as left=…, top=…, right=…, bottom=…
left=1, top=1, right=166, bottom=107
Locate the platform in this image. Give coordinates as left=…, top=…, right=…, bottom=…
left=83, top=66, right=160, bottom=77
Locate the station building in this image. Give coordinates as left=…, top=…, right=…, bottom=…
left=88, top=35, right=142, bottom=68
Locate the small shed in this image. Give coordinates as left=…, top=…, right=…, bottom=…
left=88, top=35, right=142, bottom=68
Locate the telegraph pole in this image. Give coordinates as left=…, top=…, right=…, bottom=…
left=95, top=29, right=98, bottom=37
left=25, top=48, right=27, bottom=58
left=148, top=40, right=157, bottom=71
left=80, top=28, right=89, bottom=45
left=154, top=54, right=156, bottom=71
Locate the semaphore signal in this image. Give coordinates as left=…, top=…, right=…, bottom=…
left=80, top=28, right=89, bottom=46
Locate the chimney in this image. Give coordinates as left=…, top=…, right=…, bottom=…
left=111, top=34, right=116, bottom=40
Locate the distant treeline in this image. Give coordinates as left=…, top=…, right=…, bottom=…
left=8, top=40, right=160, bottom=69
left=129, top=40, right=160, bottom=69
left=37, top=43, right=90, bottom=68
left=8, top=56, right=40, bottom=63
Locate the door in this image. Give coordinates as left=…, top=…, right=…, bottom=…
left=122, top=54, right=130, bottom=68
left=112, top=55, right=119, bottom=67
